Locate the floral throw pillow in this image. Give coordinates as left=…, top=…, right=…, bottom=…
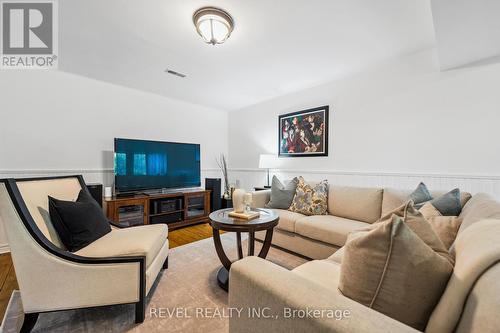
left=289, top=177, right=328, bottom=216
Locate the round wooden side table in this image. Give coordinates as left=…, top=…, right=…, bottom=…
left=209, top=208, right=279, bottom=291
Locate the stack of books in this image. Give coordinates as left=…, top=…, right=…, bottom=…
left=228, top=210, right=260, bottom=220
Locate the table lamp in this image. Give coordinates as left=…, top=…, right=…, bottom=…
left=258, top=154, right=277, bottom=188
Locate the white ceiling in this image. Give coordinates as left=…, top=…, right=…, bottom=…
left=59, top=0, right=436, bottom=110
left=431, top=0, right=500, bottom=70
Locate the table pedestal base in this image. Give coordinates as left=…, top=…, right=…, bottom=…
left=209, top=208, right=278, bottom=292
left=216, top=266, right=229, bottom=291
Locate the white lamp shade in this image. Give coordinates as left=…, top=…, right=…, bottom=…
left=259, top=154, right=278, bottom=169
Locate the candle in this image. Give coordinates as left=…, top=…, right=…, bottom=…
left=244, top=193, right=252, bottom=205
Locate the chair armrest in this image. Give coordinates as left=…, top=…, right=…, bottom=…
left=108, top=219, right=126, bottom=228
left=251, top=190, right=271, bottom=208
left=229, top=257, right=418, bottom=333
left=14, top=249, right=145, bottom=313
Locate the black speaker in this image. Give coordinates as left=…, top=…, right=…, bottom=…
left=205, top=178, right=221, bottom=212
left=86, top=183, right=103, bottom=207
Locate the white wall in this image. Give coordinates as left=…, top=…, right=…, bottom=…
left=228, top=49, right=500, bottom=193
left=0, top=70, right=227, bottom=173
left=3, top=47, right=500, bottom=252
left=0, top=70, right=228, bottom=252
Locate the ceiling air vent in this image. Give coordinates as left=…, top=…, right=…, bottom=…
left=165, top=68, right=186, bottom=78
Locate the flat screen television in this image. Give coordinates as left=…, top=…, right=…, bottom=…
left=114, top=138, right=201, bottom=193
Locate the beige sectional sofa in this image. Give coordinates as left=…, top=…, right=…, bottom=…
left=231, top=186, right=500, bottom=332
left=251, top=186, right=471, bottom=259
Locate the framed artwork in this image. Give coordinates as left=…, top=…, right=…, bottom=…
left=278, top=105, right=329, bottom=157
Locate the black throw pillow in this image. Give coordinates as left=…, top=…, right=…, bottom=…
left=49, top=190, right=111, bottom=252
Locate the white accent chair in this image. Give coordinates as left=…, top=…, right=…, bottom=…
left=0, top=176, right=169, bottom=332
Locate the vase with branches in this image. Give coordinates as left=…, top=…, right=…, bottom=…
left=216, top=154, right=231, bottom=199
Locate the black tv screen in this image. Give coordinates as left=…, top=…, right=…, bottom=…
left=114, top=138, right=201, bottom=193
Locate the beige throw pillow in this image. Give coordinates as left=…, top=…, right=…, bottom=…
left=427, top=216, right=462, bottom=249
left=419, top=202, right=442, bottom=219
left=377, top=201, right=451, bottom=261
left=338, top=215, right=454, bottom=330
left=418, top=202, right=462, bottom=249
left=288, top=177, right=328, bottom=216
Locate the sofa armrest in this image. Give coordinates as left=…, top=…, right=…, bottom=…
left=229, top=257, right=418, bottom=333
left=251, top=190, right=271, bottom=208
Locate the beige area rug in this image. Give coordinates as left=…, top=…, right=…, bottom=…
left=3, top=233, right=307, bottom=333
left=1, top=291, right=24, bottom=333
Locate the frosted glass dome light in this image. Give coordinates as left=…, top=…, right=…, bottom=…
left=193, top=7, right=234, bottom=45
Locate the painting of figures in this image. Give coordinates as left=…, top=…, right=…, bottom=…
left=278, top=106, right=329, bottom=157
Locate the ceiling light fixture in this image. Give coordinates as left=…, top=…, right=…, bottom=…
left=193, top=7, right=234, bottom=45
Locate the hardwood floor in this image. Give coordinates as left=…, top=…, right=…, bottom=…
left=0, top=222, right=216, bottom=321
left=168, top=222, right=217, bottom=248
left=0, top=252, right=19, bottom=322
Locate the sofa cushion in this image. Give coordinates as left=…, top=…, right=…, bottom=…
left=328, top=247, right=345, bottom=264
left=427, top=219, right=500, bottom=333
left=75, top=224, right=168, bottom=267
left=454, top=262, right=500, bottom=333
left=295, top=215, right=370, bottom=247
left=289, top=177, right=328, bottom=216
left=16, top=177, right=83, bottom=249
left=271, top=209, right=305, bottom=233
left=339, top=215, right=454, bottom=331
left=457, top=193, right=500, bottom=234
left=292, top=260, right=341, bottom=292
left=326, top=228, right=370, bottom=264
left=328, top=186, right=383, bottom=223
left=381, top=188, right=412, bottom=216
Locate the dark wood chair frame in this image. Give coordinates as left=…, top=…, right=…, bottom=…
left=1, top=175, right=169, bottom=333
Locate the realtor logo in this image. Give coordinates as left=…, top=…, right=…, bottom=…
left=1, top=0, right=58, bottom=69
